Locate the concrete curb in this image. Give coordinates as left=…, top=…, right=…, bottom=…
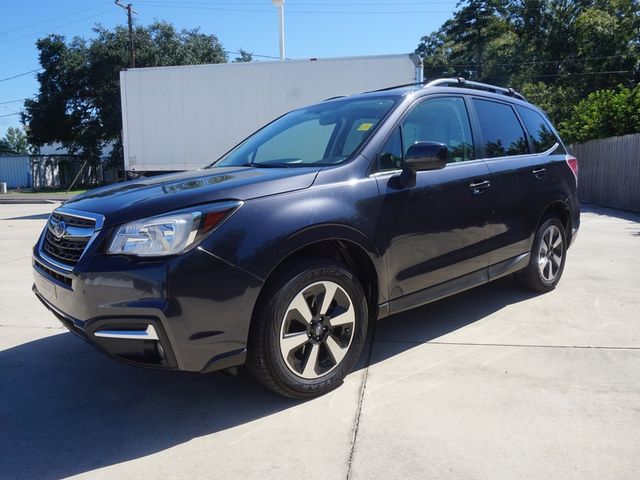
left=0, top=195, right=70, bottom=205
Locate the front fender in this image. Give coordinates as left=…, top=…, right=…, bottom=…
left=200, top=176, right=388, bottom=303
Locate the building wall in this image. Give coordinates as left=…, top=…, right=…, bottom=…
left=0, top=155, right=32, bottom=188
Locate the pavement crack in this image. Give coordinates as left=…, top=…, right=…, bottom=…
left=346, top=319, right=377, bottom=480
left=374, top=340, right=640, bottom=350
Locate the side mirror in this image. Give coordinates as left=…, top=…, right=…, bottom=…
left=405, top=141, right=448, bottom=171
left=398, top=141, right=447, bottom=188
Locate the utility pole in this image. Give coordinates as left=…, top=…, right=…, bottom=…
left=272, top=0, right=285, bottom=60
left=115, top=1, right=137, bottom=68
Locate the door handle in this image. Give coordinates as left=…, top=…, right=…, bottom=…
left=469, top=180, right=491, bottom=194
left=532, top=167, right=547, bottom=179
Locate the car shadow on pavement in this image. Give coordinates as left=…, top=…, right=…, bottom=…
left=0, top=277, right=537, bottom=479
left=3, top=213, right=52, bottom=221
left=369, top=276, right=540, bottom=363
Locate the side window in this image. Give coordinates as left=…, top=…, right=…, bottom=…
left=473, top=99, right=528, bottom=158
left=377, top=127, right=403, bottom=171
left=402, top=97, right=474, bottom=163
left=515, top=106, right=560, bottom=154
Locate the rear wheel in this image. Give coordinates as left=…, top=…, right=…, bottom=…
left=518, top=216, right=567, bottom=292
left=246, top=259, right=367, bottom=398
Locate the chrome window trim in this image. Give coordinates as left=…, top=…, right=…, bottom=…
left=480, top=142, right=560, bottom=162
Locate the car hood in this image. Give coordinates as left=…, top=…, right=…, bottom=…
left=62, top=166, right=320, bottom=227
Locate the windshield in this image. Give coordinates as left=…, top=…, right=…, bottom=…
left=211, top=97, right=398, bottom=168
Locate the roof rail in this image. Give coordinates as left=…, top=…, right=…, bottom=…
left=323, top=95, right=347, bottom=102
left=426, top=77, right=526, bottom=101
left=365, top=81, right=428, bottom=93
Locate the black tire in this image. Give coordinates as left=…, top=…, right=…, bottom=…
left=246, top=258, right=368, bottom=399
left=517, top=215, right=567, bottom=292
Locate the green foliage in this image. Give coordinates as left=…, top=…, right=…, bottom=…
left=0, top=139, right=12, bottom=154
left=559, top=85, right=640, bottom=143
left=518, top=82, right=580, bottom=125
left=415, top=0, right=640, bottom=141
left=233, top=49, right=253, bottom=63
left=1, top=127, right=36, bottom=154
left=23, top=21, right=227, bottom=159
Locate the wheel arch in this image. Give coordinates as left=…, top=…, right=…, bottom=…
left=251, top=233, right=384, bottom=328
left=538, top=199, right=573, bottom=244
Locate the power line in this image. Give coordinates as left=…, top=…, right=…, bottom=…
left=0, top=112, right=23, bottom=119
left=135, top=2, right=451, bottom=14
left=481, top=70, right=633, bottom=81
left=0, top=8, right=115, bottom=46
left=225, top=50, right=282, bottom=60
left=141, top=0, right=458, bottom=5
left=0, top=99, right=27, bottom=105
left=0, top=69, right=43, bottom=83
left=430, top=54, right=637, bottom=68
left=0, top=2, right=108, bottom=37
left=531, top=70, right=632, bottom=78
left=140, top=0, right=455, bottom=4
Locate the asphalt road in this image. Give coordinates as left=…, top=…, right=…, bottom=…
left=1, top=203, right=639, bottom=479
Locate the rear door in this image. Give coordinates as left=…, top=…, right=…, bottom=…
left=373, top=96, right=493, bottom=304
left=469, top=98, right=561, bottom=269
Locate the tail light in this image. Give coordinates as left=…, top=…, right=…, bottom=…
left=566, top=155, right=578, bottom=182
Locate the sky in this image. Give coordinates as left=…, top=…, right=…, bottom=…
left=0, top=0, right=459, bottom=132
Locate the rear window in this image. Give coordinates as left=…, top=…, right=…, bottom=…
left=515, top=106, right=560, bottom=153
left=473, top=99, right=528, bottom=158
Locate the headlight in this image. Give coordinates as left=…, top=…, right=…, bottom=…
left=107, top=201, right=242, bottom=257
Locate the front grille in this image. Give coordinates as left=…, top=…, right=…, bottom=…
left=50, top=212, right=94, bottom=228
left=42, top=212, right=96, bottom=267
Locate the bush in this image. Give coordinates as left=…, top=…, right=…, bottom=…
left=559, top=85, right=640, bottom=143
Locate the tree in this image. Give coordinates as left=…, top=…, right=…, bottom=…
left=415, top=0, right=640, bottom=141
left=233, top=48, right=253, bottom=63
left=1, top=127, right=35, bottom=154
left=0, top=139, right=13, bottom=155
left=559, top=85, right=640, bottom=143
left=23, top=21, right=227, bottom=161
left=417, top=0, right=511, bottom=81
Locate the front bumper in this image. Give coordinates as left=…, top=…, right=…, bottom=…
left=32, top=236, right=263, bottom=373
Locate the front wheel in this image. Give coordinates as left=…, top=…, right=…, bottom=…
left=517, top=216, right=567, bottom=292
left=246, top=259, right=367, bottom=399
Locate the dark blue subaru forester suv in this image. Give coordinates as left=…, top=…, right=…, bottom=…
left=33, top=78, right=579, bottom=398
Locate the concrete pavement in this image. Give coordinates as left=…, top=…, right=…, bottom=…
left=0, top=203, right=639, bottom=479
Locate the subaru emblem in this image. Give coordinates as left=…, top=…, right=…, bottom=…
left=52, top=220, right=67, bottom=240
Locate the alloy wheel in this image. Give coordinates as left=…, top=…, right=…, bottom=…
left=279, top=281, right=356, bottom=379
left=538, top=224, right=564, bottom=282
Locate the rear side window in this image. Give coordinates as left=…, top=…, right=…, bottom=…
left=515, top=106, right=560, bottom=153
left=473, top=99, right=528, bottom=158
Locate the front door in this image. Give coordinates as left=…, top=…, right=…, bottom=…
left=372, top=96, right=493, bottom=307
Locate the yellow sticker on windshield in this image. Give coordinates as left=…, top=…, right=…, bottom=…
left=357, top=122, right=374, bottom=131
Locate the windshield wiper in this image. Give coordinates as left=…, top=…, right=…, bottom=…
left=240, top=162, right=306, bottom=168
